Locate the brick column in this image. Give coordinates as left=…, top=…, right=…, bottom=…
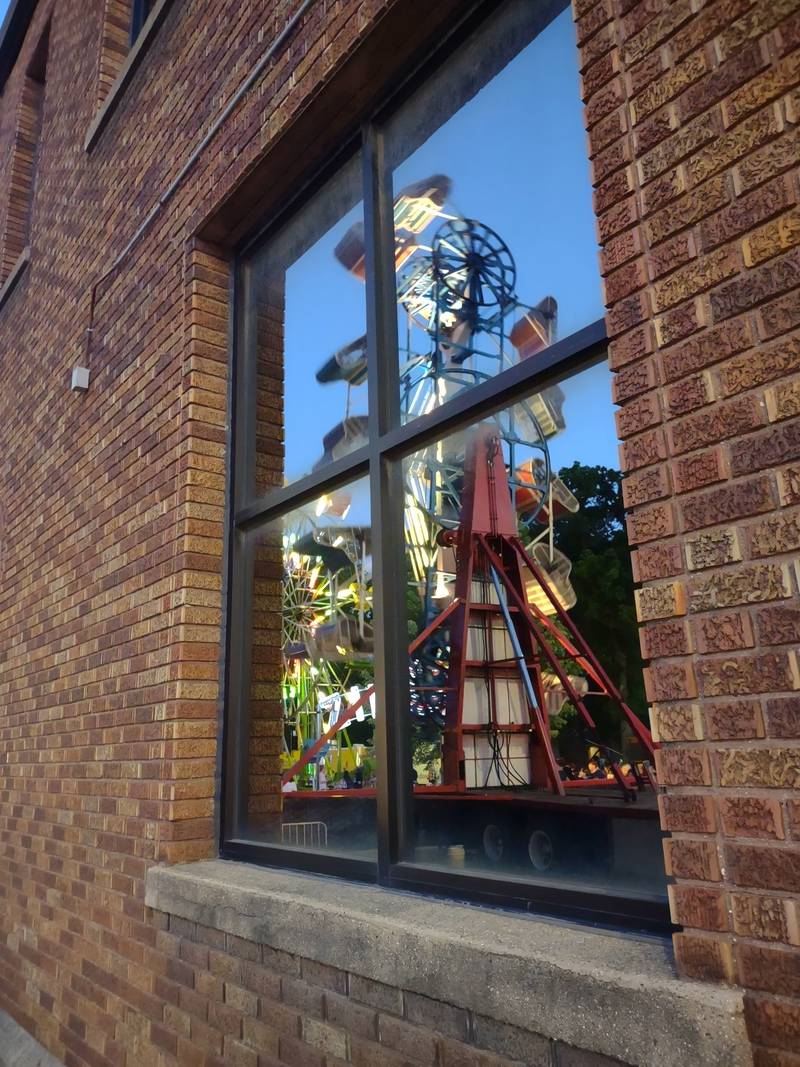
left=574, top=0, right=800, bottom=1060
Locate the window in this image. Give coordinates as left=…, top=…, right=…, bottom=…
left=130, top=0, right=153, bottom=45
left=225, top=0, right=670, bottom=931
left=0, top=21, right=48, bottom=282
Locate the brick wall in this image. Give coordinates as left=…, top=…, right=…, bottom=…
left=574, top=0, right=800, bottom=1061
left=0, top=0, right=797, bottom=1064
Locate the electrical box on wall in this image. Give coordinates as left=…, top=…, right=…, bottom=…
left=71, top=367, right=90, bottom=392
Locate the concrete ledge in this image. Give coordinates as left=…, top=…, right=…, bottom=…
left=0, top=1009, right=64, bottom=1067
left=146, top=859, right=752, bottom=1067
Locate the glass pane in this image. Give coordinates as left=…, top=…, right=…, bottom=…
left=245, top=153, right=368, bottom=499
left=386, top=3, right=603, bottom=423
left=399, top=361, right=667, bottom=902
left=241, top=477, right=376, bottom=859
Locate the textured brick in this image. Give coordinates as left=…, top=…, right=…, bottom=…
left=404, top=992, right=469, bottom=1042
left=679, top=41, right=766, bottom=123
left=621, top=463, right=670, bottom=507
left=595, top=168, right=634, bottom=217
left=687, top=104, right=783, bottom=186
left=728, top=844, right=800, bottom=892
left=607, top=291, right=648, bottom=336
left=471, top=1015, right=552, bottom=1066
left=735, top=128, right=800, bottom=196
left=673, top=449, right=726, bottom=495
left=645, top=175, right=728, bottom=244
left=731, top=420, right=800, bottom=477
left=612, top=357, right=657, bottom=404
left=654, top=299, right=705, bottom=347
left=631, top=49, right=708, bottom=124
left=601, top=229, right=642, bottom=276
left=670, top=395, right=764, bottom=455
left=733, top=893, right=800, bottom=944
left=719, top=744, right=800, bottom=787
left=619, top=426, right=668, bottom=471
left=748, top=511, right=800, bottom=557
left=638, top=109, right=718, bottom=184
left=744, top=208, right=800, bottom=267
left=666, top=373, right=712, bottom=416
left=757, top=604, right=800, bottom=646
left=660, top=315, right=752, bottom=382
left=673, top=933, right=735, bottom=982
left=759, top=292, right=800, bottom=341
left=651, top=246, right=739, bottom=313
left=663, top=837, right=720, bottom=881
left=693, top=610, right=754, bottom=654
left=608, top=324, right=653, bottom=369
left=721, top=796, right=784, bottom=839
left=641, top=618, right=691, bottom=660
left=644, top=657, right=698, bottom=700
left=654, top=744, right=710, bottom=786
left=622, top=0, right=692, bottom=65
left=659, top=793, right=717, bottom=833
left=766, top=376, right=800, bottom=422
left=778, top=466, right=800, bottom=506
left=632, top=540, right=684, bottom=582
left=705, top=700, right=765, bottom=741
left=680, top=476, right=776, bottom=533
left=723, top=50, right=800, bottom=127
left=634, top=580, right=686, bottom=621
left=626, top=501, right=675, bottom=543
left=700, top=176, right=792, bottom=252
left=745, top=995, right=800, bottom=1053
left=647, top=231, right=696, bottom=280
left=650, top=702, right=701, bottom=741
left=689, top=563, right=792, bottom=611
left=669, top=884, right=729, bottom=932
left=615, top=391, right=661, bottom=438
left=378, top=1014, right=438, bottom=1065
left=716, top=0, right=800, bottom=60
left=710, top=248, right=800, bottom=322
left=720, top=336, right=800, bottom=397
left=739, top=944, right=800, bottom=998
left=767, top=697, right=800, bottom=739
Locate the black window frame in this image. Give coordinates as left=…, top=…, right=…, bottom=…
left=221, top=0, right=671, bottom=936
left=130, top=0, right=153, bottom=44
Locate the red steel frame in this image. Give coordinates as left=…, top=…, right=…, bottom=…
left=283, top=426, right=655, bottom=797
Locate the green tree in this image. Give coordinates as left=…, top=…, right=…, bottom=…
left=550, top=462, right=648, bottom=758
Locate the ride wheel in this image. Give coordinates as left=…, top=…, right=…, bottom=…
left=432, top=219, right=516, bottom=327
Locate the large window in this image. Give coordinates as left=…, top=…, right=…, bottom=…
left=225, top=0, right=669, bottom=930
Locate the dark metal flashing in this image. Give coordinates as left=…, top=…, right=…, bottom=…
left=0, top=0, right=38, bottom=97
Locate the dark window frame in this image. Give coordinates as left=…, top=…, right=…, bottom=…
left=130, top=0, right=153, bottom=44
left=222, top=0, right=671, bottom=935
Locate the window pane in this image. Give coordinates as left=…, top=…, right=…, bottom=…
left=240, top=477, right=376, bottom=859
left=398, top=362, right=667, bottom=902
left=244, top=153, right=367, bottom=499
left=385, top=3, right=603, bottom=423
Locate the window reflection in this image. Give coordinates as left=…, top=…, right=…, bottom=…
left=387, top=3, right=604, bottom=422
left=401, top=365, right=666, bottom=900
left=243, top=478, right=377, bottom=857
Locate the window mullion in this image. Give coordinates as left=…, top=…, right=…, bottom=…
left=363, top=123, right=410, bottom=878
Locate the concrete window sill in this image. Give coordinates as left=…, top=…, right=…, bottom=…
left=145, top=859, right=751, bottom=1067
left=0, top=246, right=29, bottom=314
left=85, top=0, right=177, bottom=152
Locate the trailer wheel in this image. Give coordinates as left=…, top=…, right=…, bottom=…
left=527, top=829, right=554, bottom=872
left=482, top=823, right=506, bottom=864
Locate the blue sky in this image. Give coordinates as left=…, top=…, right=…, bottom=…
left=281, top=7, right=616, bottom=486
left=0, top=2, right=10, bottom=28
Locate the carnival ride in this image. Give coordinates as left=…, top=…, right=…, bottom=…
left=275, top=174, right=659, bottom=877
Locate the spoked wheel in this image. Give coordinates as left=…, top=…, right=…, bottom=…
left=432, top=219, right=516, bottom=326
left=527, top=828, right=555, bottom=872
left=482, top=822, right=507, bottom=865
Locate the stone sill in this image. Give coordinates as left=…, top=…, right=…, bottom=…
left=85, top=0, right=177, bottom=152
left=145, top=860, right=751, bottom=1067
left=0, top=246, right=29, bottom=314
